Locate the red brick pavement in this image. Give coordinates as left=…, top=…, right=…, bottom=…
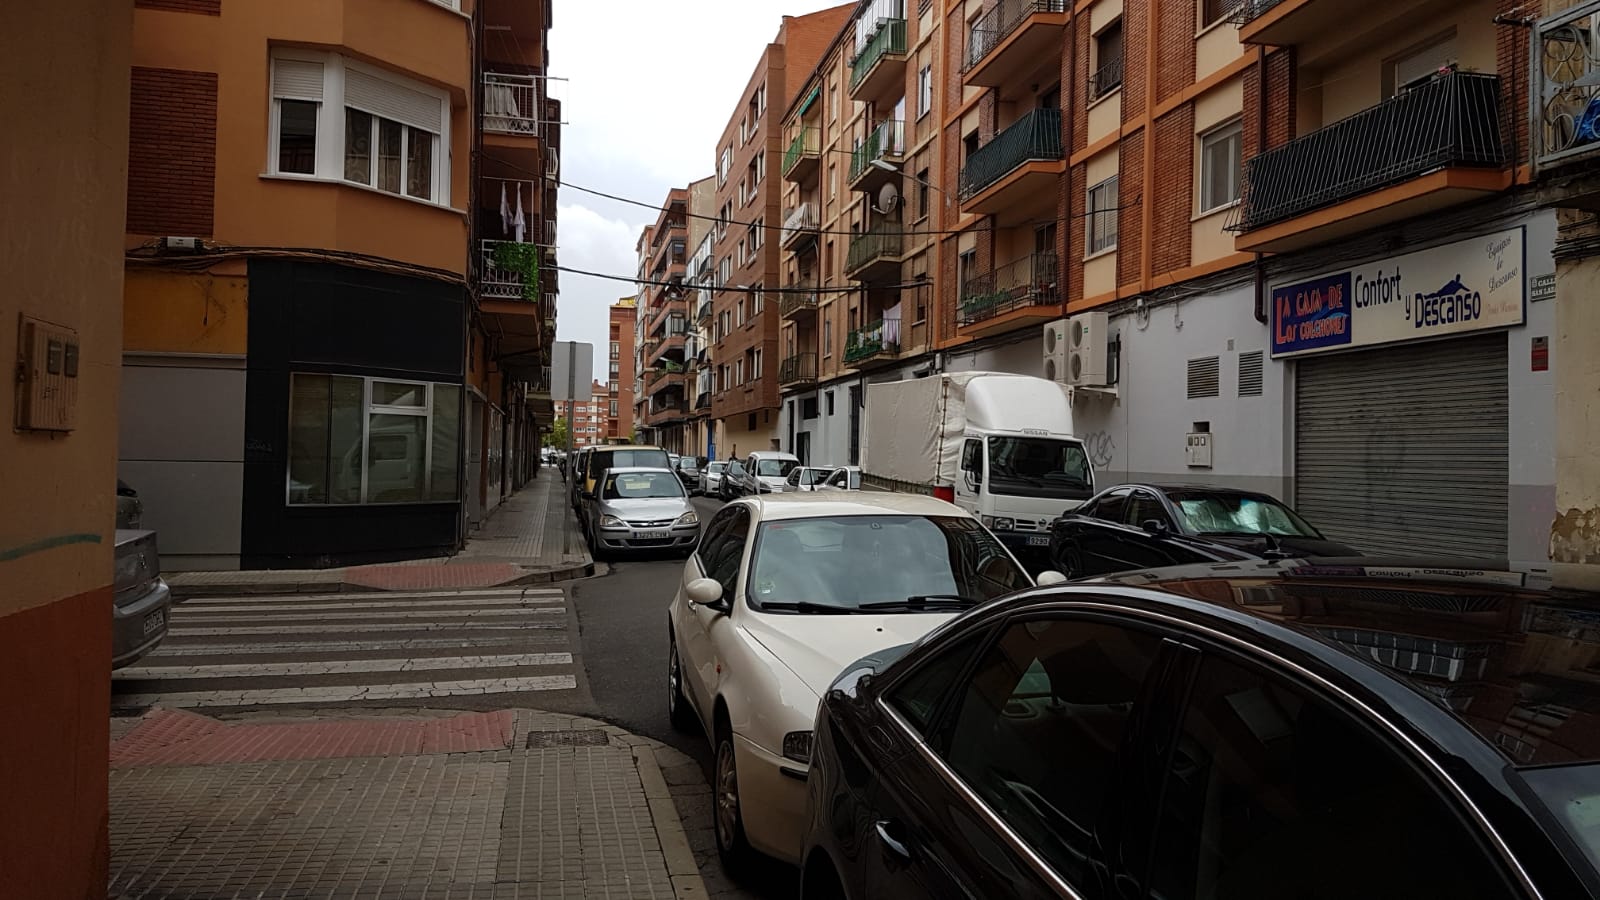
left=342, top=562, right=524, bottom=591
left=111, top=708, right=516, bottom=767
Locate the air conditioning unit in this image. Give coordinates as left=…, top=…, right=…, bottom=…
left=1042, top=318, right=1070, bottom=382
left=1066, top=311, right=1108, bottom=387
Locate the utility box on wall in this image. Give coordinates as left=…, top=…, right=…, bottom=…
left=1186, top=431, right=1213, bottom=468
left=15, top=314, right=80, bottom=432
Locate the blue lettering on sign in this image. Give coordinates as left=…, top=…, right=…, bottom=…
left=1272, top=272, right=1353, bottom=355
left=1412, top=274, right=1483, bottom=330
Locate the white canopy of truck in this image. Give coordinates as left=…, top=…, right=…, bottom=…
left=862, top=372, right=1078, bottom=486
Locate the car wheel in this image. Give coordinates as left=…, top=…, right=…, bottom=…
left=667, top=638, right=696, bottom=733
left=713, top=718, right=751, bottom=866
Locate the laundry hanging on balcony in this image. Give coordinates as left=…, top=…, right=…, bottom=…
left=500, top=181, right=510, bottom=236
left=513, top=184, right=526, bottom=243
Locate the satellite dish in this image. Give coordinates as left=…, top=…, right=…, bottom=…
left=876, top=182, right=901, bottom=217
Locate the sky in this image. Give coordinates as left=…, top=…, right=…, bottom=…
left=548, top=0, right=847, bottom=384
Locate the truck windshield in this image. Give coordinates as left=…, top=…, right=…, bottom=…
left=756, top=459, right=799, bottom=477
left=985, top=436, right=1093, bottom=501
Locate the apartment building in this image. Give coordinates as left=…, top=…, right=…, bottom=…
left=640, top=189, right=693, bottom=452
left=710, top=5, right=856, bottom=460
left=118, top=0, right=561, bottom=568
left=567, top=380, right=609, bottom=448
left=1, top=3, right=130, bottom=892
left=608, top=298, right=638, bottom=441
left=683, top=175, right=720, bottom=458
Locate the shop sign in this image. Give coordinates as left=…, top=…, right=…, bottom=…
left=1270, top=228, right=1527, bottom=358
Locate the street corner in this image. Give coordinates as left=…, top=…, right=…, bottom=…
left=343, top=561, right=527, bottom=591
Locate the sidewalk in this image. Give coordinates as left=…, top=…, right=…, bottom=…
left=166, top=475, right=595, bottom=598
left=109, top=707, right=711, bottom=899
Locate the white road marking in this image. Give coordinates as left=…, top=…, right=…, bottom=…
left=178, top=598, right=563, bottom=614
left=178, top=588, right=563, bottom=604
left=142, top=636, right=565, bottom=656
left=113, top=652, right=573, bottom=680
left=168, top=615, right=563, bottom=636
left=172, top=607, right=560, bottom=622
left=112, top=674, right=579, bottom=708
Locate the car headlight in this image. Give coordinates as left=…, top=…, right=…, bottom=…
left=782, top=731, right=813, bottom=764
left=992, top=517, right=1015, bottom=532
left=600, top=515, right=624, bottom=527
left=676, top=511, right=699, bottom=526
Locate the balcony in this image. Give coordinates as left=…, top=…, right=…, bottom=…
left=483, top=73, right=541, bottom=138
left=1089, top=55, right=1123, bottom=103
left=850, top=18, right=908, bottom=103
left=845, top=227, right=906, bottom=282
left=1229, top=0, right=1386, bottom=47
left=845, top=319, right=902, bottom=366
left=779, top=353, right=819, bottom=389
left=647, top=395, right=690, bottom=426
left=1232, top=71, right=1506, bottom=253
left=652, top=333, right=687, bottom=365
left=959, top=108, right=1064, bottom=225
left=646, top=361, right=687, bottom=392
left=1538, top=5, right=1600, bottom=174
left=781, top=204, right=820, bottom=250
left=848, top=119, right=907, bottom=191
left=783, top=127, right=821, bottom=182
left=696, top=297, right=713, bottom=323
left=778, top=285, right=819, bottom=321
left=963, top=0, right=1069, bottom=91
left=481, top=240, right=540, bottom=300
left=958, top=252, right=1061, bottom=337
left=695, top=390, right=712, bottom=411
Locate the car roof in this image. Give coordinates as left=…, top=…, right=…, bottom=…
left=1100, top=483, right=1279, bottom=499
left=1004, top=559, right=1600, bottom=767
left=598, top=466, right=675, bottom=475
left=742, top=491, right=970, bottom=521
left=592, top=444, right=666, bottom=454
left=750, top=450, right=799, bottom=459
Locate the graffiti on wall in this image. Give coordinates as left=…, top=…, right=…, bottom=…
left=1085, top=430, right=1117, bottom=470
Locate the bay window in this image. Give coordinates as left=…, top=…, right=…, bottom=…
left=288, top=374, right=461, bottom=506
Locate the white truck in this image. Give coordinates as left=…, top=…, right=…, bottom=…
left=861, top=371, right=1095, bottom=563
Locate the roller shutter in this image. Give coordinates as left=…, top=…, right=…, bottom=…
left=1293, top=333, right=1508, bottom=559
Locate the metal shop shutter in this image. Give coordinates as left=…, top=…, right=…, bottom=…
left=1294, top=332, right=1509, bottom=559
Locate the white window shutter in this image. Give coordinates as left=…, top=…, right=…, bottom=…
left=345, top=68, right=443, bottom=134
left=273, top=58, right=325, bottom=101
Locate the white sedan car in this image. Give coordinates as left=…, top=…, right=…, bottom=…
left=665, top=492, right=1060, bottom=866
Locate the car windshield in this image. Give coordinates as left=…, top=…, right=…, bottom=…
left=726, top=461, right=748, bottom=476
left=679, top=459, right=700, bottom=472
left=800, top=468, right=827, bottom=485
left=1520, top=764, right=1600, bottom=881
left=602, top=471, right=683, bottom=500
left=756, top=458, right=799, bottom=477
left=1166, top=491, right=1320, bottom=537
left=593, top=449, right=671, bottom=473
left=985, top=437, right=1094, bottom=501
left=707, top=462, right=726, bottom=473
left=746, top=515, right=1028, bottom=613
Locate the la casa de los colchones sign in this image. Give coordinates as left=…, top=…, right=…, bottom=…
left=1270, top=228, right=1528, bottom=359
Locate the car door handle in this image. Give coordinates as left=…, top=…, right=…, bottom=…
left=875, top=820, right=913, bottom=862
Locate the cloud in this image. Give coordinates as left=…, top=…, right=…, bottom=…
left=553, top=202, right=641, bottom=380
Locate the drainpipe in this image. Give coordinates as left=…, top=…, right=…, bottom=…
left=1252, top=45, right=1270, bottom=325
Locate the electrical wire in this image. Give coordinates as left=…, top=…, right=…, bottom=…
left=125, top=243, right=466, bottom=285
left=552, top=262, right=929, bottom=295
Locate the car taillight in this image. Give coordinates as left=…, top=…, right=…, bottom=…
left=933, top=485, right=955, bottom=503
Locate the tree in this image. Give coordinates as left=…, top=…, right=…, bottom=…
left=548, top=418, right=569, bottom=448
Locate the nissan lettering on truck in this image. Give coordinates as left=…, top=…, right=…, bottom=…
left=860, top=371, right=1095, bottom=569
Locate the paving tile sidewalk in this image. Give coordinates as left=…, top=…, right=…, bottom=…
left=166, top=474, right=595, bottom=597
left=108, top=707, right=714, bottom=900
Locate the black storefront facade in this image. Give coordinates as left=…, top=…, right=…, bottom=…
left=241, top=259, right=467, bottom=568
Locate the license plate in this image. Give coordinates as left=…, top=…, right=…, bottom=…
left=638, top=531, right=669, bottom=540
left=142, top=608, right=166, bottom=635
left=1027, top=536, right=1051, bottom=547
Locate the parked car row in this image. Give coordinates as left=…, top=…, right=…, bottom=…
left=660, top=486, right=1600, bottom=899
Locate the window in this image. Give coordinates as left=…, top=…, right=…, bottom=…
left=610, top=341, right=620, bottom=359
left=719, top=146, right=732, bottom=185
left=1202, top=0, right=1241, bottom=28
left=754, top=151, right=766, bottom=185
left=1087, top=175, right=1119, bottom=255
left=824, top=313, right=834, bottom=357
left=1092, top=488, right=1130, bottom=522
left=609, top=361, right=620, bottom=376
left=1091, top=20, right=1124, bottom=101
left=960, top=438, right=982, bottom=476
left=736, top=358, right=745, bottom=384
left=752, top=347, right=763, bottom=377
left=1146, top=654, right=1515, bottom=899
left=288, top=374, right=460, bottom=505
left=271, top=57, right=323, bottom=175
left=1199, top=120, right=1243, bottom=213
left=958, top=248, right=976, bottom=289
left=608, top=380, right=618, bottom=394
left=752, top=219, right=763, bottom=250
left=826, top=391, right=835, bottom=415
left=1391, top=33, right=1458, bottom=96
left=917, top=169, right=931, bottom=218
left=918, top=64, right=933, bottom=118
left=698, top=505, right=751, bottom=598
left=1125, top=490, right=1172, bottom=530
left=751, top=285, right=763, bottom=313
left=963, top=131, right=980, bottom=164
left=939, top=619, right=1164, bottom=883
left=888, top=632, right=986, bottom=735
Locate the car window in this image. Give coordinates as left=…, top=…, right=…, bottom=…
left=1125, top=491, right=1170, bottom=529
left=787, top=469, right=802, bottom=486
left=700, top=506, right=750, bottom=599
left=1165, top=492, right=1320, bottom=538
left=602, top=471, right=683, bottom=499
left=1094, top=489, right=1129, bottom=522
left=887, top=631, right=989, bottom=736
left=1147, top=655, right=1517, bottom=899
left=937, top=618, right=1164, bottom=885
left=825, top=469, right=846, bottom=488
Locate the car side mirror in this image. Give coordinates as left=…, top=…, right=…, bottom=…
left=1141, top=519, right=1169, bottom=535
left=686, top=577, right=726, bottom=610
left=1036, top=570, right=1068, bottom=586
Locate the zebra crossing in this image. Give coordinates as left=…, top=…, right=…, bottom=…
left=110, top=586, right=581, bottom=710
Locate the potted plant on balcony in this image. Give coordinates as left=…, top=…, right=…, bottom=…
left=491, top=242, right=542, bottom=301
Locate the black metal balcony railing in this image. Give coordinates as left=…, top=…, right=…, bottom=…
left=695, top=391, right=712, bottom=411
left=850, top=18, right=908, bottom=92
left=1089, top=54, right=1123, bottom=102
left=849, top=119, right=907, bottom=183
left=778, top=287, right=819, bottom=318
left=959, top=107, right=1063, bottom=200
left=779, top=353, right=819, bottom=385
left=964, top=0, right=1066, bottom=72
left=959, top=252, right=1060, bottom=326
left=784, top=127, right=819, bottom=174
left=845, top=319, right=902, bottom=364
left=846, top=227, right=905, bottom=274
left=1233, top=71, right=1504, bottom=233
left=1227, top=0, right=1290, bottom=27
left=696, top=298, right=713, bottom=322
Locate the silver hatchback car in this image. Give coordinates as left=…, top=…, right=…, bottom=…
left=585, top=467, right=700, bottom=559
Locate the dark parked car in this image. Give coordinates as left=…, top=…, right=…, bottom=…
left=674, top=455, right=702, bottom=493
left=717, top=460, right=750, bottom=501
left=1048, top=484, right=1356, bottom=578
left=802, top=560, right=1600, bottom=900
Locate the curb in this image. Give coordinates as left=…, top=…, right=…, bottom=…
left=633, top=744, right=711, bottom=900
left=166, top=560, right=598, bottom=599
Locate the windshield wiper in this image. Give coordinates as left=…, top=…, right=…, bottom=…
left=758, top=600, right=861, bottom=614
left=859, top=594, right=981, bottom=611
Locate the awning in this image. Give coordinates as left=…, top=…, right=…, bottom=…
left=797, top=84, right=821, bottom=117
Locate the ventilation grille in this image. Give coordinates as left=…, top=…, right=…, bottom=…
left=1187, top=356, right=1220, bottom=399
left=1238, top=350, right=1264, bottom=397
left=525, top=730, right=611, bottom=748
